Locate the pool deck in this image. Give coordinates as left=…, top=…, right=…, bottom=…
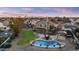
left=5, top=37, right=79, bottom=51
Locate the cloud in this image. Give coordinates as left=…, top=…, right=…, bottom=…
left=0, top=8, right=11, bottom=13
left=52, top=7, right=79, bottom=16
left=20, top=7, right=33, bottom=13
left=36, top=7, right=79, bottom=16
left=54, top=8, right=72, bottom=14
left=0, top=7, right=79, bottom=17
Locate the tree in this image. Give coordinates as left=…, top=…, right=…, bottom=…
left=0, top=36, right=4, bottom=44
left=9, top=17, right=24, bottom=36
left=75, top=28, right=79, bottom=33
left=74, top=28, right=79, bottom=38
left=49, top=25, right=56, bottom=30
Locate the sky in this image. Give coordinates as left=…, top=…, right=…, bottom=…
left=0, top=7, right=79, bottom=17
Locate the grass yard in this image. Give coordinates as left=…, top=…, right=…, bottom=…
left=17, top=30, right=37, bottom=45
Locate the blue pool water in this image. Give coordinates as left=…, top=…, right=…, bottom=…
left=0, top=31, right=8, bottom=37
left=0, top=31, right=13, bottom=38
left=32, top=40, right=64, bottom=47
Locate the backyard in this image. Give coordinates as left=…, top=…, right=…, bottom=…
left=17, top=30, right=37, bottom=45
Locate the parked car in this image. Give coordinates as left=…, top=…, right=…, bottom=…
left=65, top=30, right=73, bottom=37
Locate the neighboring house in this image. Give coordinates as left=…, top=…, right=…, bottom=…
left=57, top=23, right=64, bottom=30
left=24, top=19, right=40, bottom=25
left=48, top=19, right=60, bottom=29
left=24, top=19, right=40, bottom=29
left=75, top=19, right=79, bottom=25
left=0, top=22, right=10, bottom=31
left=35, top=20, right=47, bottom=29
left=24, top=20, right=29, bottom=24
left=64, top=22, right=77, bottom=30
left=66, top=19, right=79, bottom=29
left=2, top=20, right=10, bottom=26
left=31, top=20, right=40, bottom=25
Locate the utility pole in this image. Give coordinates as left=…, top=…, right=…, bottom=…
left=46, top=17, right=48, bottom=34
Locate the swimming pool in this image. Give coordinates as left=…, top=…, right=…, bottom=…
left=31, top=40, right=65, bottom=48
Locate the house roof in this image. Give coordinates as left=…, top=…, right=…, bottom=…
left=75, top=19, right=79, bottom=22
left=0, top=22, right=5, bottom=28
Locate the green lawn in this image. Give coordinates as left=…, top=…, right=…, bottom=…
left=17, top=30, right=37, bottom=45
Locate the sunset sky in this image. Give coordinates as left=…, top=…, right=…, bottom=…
left=0, top=7, right=79, bottom=17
